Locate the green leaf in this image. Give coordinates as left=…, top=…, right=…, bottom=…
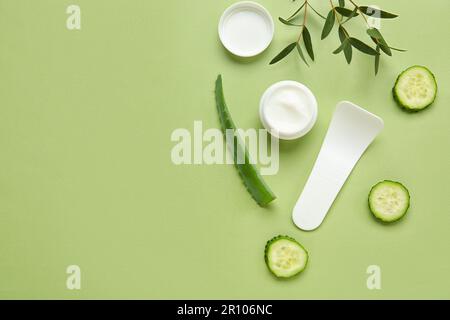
left=377, top=41, right=392, bottom=56
left=366, top=27, right=383, bottom=39
left=335, top=7, right=359, bottom=17
left=279, top=17, right=302, bottom=27
left=389, top=46, right=407, bottom=52
left=308, top=4, right=326, bottom=19
left=302, top=27, right=314, bottom=61
left=374, top=46, right=380, bottom=75
left=339, top=26, right=352, bottom=64
left=349, top=37, right=380, bottom=56
left=333, top=39, right=350, bottom=54
left=367, top=28, right=391, bottom=56
left=343, top=7, right=359, bottom=23
left=269, top=42, right=297, bottom=65
left=215, top=75, right=276, bottom=207
left=359, top=6, right=398, bottom=19
left=296, top=43, right=309, bottom=66
left=321, top=10, right=335, bottom=40
left=339, top=0, right=345, bottom=7
left=287, top=2, right=306, bottom=21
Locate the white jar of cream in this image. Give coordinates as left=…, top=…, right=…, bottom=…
left=259, top=81, right=318, bottom=140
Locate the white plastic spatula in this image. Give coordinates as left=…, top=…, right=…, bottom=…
left=292, top=101, right=384, bottom=231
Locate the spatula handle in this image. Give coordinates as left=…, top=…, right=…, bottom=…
left=292, top=101, right=384, bottom=231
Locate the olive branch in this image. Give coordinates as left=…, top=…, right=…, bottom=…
left=270, top=0, right=406, bottom=75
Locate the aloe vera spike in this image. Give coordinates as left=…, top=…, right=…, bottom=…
left=214, top=75, right=276, bottom=206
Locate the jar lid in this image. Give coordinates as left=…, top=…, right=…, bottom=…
left=218, top=2, right=274, bottom=57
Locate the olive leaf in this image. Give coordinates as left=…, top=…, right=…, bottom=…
left=339, top=26, right=352, bottom=64
left=333, top=38, right=350, bottom=54
left=279, top=17, right=302, bottom=27
left=389, top=46, right=407, bottom=52
left=335, top=7, right=359, bottom=17
left=367, top=28, right=391, bottom=56
left=359, top=6, right=398, bottom=19
left=343, top=7, right=359, bottom=23
left=302, top=26, right=314, bottom=61
left=270, top=42, right=297, bottom=65
left=366, top=27, right=383, bottom=39
left=296, top=43, right=309, bottom=66
left=374, top=45, right=380, bottom=75
left=349, top=37, right=380, bottom=56
left=287, top=2, right=306, bottom=21
left=321, top=10, right=335, bottom=39
left=308, top=4, right=326, bottom=19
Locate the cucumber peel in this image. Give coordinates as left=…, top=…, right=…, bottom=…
left=393, top=66, right=437, bottom=112
left=265, top=235, right=308, bottom=278
left=369, top=180, right=410, bottom=223
left=214, top=75, right=276, bottom=206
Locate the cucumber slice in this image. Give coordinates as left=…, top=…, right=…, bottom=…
left=369, top=180, right=410, bottom=223
left=264, top=235, right=308, bottom=278
left=393, top=66, right=437, bottom=112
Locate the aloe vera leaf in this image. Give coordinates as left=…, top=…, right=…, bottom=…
left=214, top=75, right=276, bottom=206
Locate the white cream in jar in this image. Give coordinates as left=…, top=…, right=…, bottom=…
left=259, top=81, right=318, bottom=140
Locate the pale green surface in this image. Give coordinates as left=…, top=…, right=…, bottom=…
left=0, top=0, right=449, bottom=299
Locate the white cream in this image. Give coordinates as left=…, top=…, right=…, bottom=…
left=219, top=2, right=274, bottom=57
left=260, top=81, right=318, bottom=140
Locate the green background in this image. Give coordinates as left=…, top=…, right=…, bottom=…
left=0, top=0, right=448, bottom=299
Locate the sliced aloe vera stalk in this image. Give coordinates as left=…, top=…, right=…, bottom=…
left=214, top=75, right=276, bottom=206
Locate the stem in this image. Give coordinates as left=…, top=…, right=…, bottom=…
left=297, top=0, right=308, bottom=43
left=348, top=0, right=369, bottom=25
left=329, top=0, right=350, bottom=38
left=348, top=0, right=385, bottom=48
left=329, top=0, right=342, bottom=24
